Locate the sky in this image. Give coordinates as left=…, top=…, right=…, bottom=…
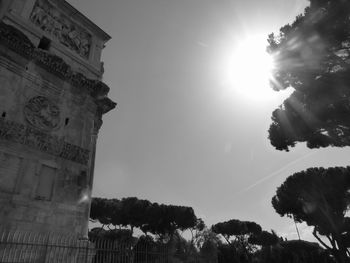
left=67, top=0, right=350, bottom=241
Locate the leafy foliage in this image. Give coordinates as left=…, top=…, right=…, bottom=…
left=212, top=219, right=262, bottom=243
left=272, top=166, right=350, bottom=261
left=254, top=240, right=335, bottom=263
left=90, top=197, right=197, bottom=237
left=212, top=219, right=262, bottom=262
left=248, top=230, right=280, bottom=247
left=267, top=0, right=350, bottom=151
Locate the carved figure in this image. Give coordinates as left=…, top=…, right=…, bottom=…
left=0, top=22, right=116, bottom=114
left=24, top=96, right=60, bottom=131
left=30, top=5, right=46, bottom=25
left=29, top=0, right=92, bottom=59
left=79, top=32, right=90, bottom=57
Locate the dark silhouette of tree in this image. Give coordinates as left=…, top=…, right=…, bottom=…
left=248, top=230, right=279, bottom=247
left=139, top=202, right=163, bottom=235
left=90, top=197, right=113, bottom=228
left=254, top=239, right=335, bottom=263
left=133, top=235, right=168, bottom=263
left=272, top=166, right=350, bottom=262
left=217, top=243, right=239, bottom=263
left=212, top=219, right=262, bottom=245
left=267, top=0, right=350, bottom=151
left=118, top=197, right=152, bottom=235
left=89, top=227, right=134, bottom=243
left=140, top=203, right=197, bottom=238
left=90, top=197, right=197, bottom=239
left=189, top=218, right=206, bottom=245
left=212, top=219, right=262, bottom=262
left=197, top=228, right=220, bottom=262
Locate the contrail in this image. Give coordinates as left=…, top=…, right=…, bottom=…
left=235, top=151, right=317, bottom=196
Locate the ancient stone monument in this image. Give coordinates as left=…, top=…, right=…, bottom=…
left=0, top=0, right=115, bottom=239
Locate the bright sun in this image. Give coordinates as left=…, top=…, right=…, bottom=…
left=219, top=35, right=277, bottom=103
left=232, top=37, right=273, bottom=97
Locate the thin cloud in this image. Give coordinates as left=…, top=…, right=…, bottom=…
left=234, top=151, right=316, bottom=196
left=197, top=41, right=209, bottom=48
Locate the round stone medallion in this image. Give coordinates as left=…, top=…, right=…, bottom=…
left=24, top=96, right=60, bottom=131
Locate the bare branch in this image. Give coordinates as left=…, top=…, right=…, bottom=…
left=313, top=228, right=332, bottom=251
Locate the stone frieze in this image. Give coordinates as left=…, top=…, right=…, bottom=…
left=30, top=0, right=91, bottom=59
left=0, top=118, right=89, bottom=165
left=0, top=20, right=34, bottom=59
left=0, top=22, right=116, bottom=115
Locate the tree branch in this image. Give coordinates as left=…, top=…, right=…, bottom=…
left=222, top=234, right=231, bottom=245
left=346, top=248, right=350, bottom=257
left=313, top=228, right=332, bottom=251
left=95, top=224, right=105, bottom=235
left=326, top=234, right=337, bottom=250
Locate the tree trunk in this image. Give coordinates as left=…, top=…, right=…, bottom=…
left=334, top=234, right=350, bottom=263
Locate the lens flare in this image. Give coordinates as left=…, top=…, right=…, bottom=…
left=78, top=190, right=91, bottom=204
left=230, top=36, right=275, bottom=100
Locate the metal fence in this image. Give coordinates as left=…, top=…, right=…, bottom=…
left=0, top=230, right=213, bottom=263
left=0, top=229, right=170, bottom=263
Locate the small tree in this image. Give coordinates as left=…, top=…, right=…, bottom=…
left=212, top=219, right=262, bottom=262
left=272, top=166, right=350, bottom=262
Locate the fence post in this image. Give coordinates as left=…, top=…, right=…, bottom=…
left=43, top=232, right=50, bottom=263
left=84, top=238, right=89, bottom=263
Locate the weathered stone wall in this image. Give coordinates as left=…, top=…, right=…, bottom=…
left=0, top=0, right=115, bottom=238
left=0, top=44, right=94, bottom=236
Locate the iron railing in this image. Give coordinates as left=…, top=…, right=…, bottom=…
left=0, top=229, right=170, bottom=263
left=0, top=229, right=213, bottom=263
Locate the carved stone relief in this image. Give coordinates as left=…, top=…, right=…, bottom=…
left=0, top=118, right=89, bottom=165
left=0, top=22, right=117, bottom=115
left=30, top=0, right=92, bottom=59
left=24, top=96, right=60, bottom=131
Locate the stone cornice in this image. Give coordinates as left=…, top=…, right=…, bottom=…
left=0, top=22, right=116, bottom=115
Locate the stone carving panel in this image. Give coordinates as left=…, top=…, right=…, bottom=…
left=0, top=22, right=117, bottom=115
left=0, top=119, right=89, bottom=165
left=24, top=96, right=60, bottom=131
left=30, top=0, right=92, bottom=59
